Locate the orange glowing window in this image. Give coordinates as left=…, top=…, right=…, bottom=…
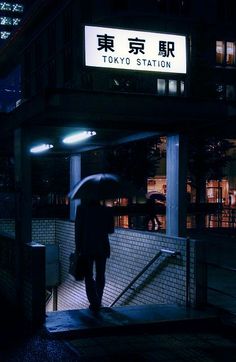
left=216, top=40, right=236, bottom=65
left=216, top=41, right=225, bottom=64
left=226, top=42, right=236, bottom=65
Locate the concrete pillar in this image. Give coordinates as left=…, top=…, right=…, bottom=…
left=70, top=154, right=81, bottom=221
left=26, top=243, right=45, bottom=326
left=166, top=134, right=187, bottom=237
left=14, top=128, right=32, bottom=306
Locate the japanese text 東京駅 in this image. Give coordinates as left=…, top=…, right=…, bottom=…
left=85, top=26, right=187, bottom=74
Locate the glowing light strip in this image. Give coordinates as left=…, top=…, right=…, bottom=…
left=63, top=131, right=96, bottom=144
left=30, top=144, right=54, bottom=153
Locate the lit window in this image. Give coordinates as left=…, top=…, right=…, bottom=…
left=12, top=17, right=20, bottom=25
left=157, top=79, right=166, bottom=95
left=0, top=30, right=10, bottom=39
left=0, top=2, right=11, bottom=11
left=168, top=80, right=177, bottom=96
left=12, top=4, right=24, bottom=12
left=157, top=79, right=185, bottom=97
left=216, top=41, right=225, bottom=64
left=216, top=40, right=236, bottom=65
left=0, top=16, right=11, bottom=25
left=226, top=42, right=236, bottom=65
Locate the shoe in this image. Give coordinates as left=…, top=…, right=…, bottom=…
left=89, top=304, right=101, bottom=312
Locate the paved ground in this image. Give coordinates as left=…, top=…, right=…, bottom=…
left=1, top=301, right=236, bottom=361
left=1, top=319, right=236, bottom=361
left=65, top=328, right=236, bottom=362
left=45, top=304, right=219, bottom=337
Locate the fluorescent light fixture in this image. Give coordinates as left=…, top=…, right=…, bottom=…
left=30, top=144, right=54, bottom=153
left=63, top=131, right=96, bottom=144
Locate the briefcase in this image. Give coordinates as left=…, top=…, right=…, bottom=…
left=69, top=252, right=86, bottom=281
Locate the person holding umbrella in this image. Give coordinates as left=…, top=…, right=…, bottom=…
left=145, top=198, right=162, bottom=231
left=70, top=173, right=140, bottom=311
left=75, top=198, right=114, bottom=312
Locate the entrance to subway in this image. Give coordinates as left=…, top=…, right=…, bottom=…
left=19, top=116, right=186, bottom=315
left=40, top=126, right=173, bottom=313
left=10, top=88, right=235, bottom=325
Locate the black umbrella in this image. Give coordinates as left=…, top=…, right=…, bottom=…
left=146, top=191, right=166, bottom=202
left=69, top=173, right=141, bottom=200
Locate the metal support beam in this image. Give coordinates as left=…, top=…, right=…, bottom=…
left=14, top=128, right=32, bottom=306
left=70, top=154, right=81, bottom=221
left=166, top=134, right=188, bottom=237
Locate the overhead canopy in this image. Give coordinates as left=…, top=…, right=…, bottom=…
left=0, top=87, right=236, bottom=156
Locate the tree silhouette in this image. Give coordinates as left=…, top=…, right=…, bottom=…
left=189, top=137, right=234, bottom=186
left=0, top=157, right=14, bottom=192
left=31, top=156, right=69, bottom=196
left=188, top=136, right=235, bottom=227
left=106, top=137, right=164, bottom=192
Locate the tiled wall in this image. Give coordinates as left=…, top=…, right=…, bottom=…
left=0, top=219, right=56, bottom=244
left=48, top=220, right=198, bottom=311
left=0, top=219, right=15, bottom=236
left=0, top=218, right=199, bottom=315
left=32, top=219, right=56, bottom=244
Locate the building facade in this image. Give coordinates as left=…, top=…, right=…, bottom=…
left=0, top=1, right=24, bottom=43
left=18, top=1, right=236, bottom=107
left=0, top=0, right=236, bottom=324
left=0, top=0, right=235, bottom=230
left=16, top=0, right=236, bottom=222
left=0, top=1, right=26, bottom=112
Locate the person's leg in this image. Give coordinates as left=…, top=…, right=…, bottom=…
left=149, top=216, right=155, bottom=230
left=95, top=256, right=107, bottom=306
left=84, top=257, right=100, bottom=309
left=145, top=216, right=151, bottom=230
left=155, top=216, right=162, bottom=229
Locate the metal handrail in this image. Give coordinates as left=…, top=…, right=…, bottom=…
left=208, top=286, right=236, bottom=300
left=109, top=249, right=180, bottom=307
left=206, top=261, right=236, bottom=304
left=206, top=261, right=236, bottom=273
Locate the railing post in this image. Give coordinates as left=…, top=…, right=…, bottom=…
left=25, top=243, right=45, bottom=327
left=52, top=287, right=58, bottom=311
left=195, top=240, right=208, bottom=308
left=186, top=237, right=190, bottom=307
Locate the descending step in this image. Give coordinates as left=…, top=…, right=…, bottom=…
left=45, top=304, right=219, bottom=338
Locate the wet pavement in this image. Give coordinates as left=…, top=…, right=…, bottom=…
left=1, top=301, right=236, bottom=361
left=45, top=304, right=219, bottom=338
left=65, top=328, right=236, bottom=362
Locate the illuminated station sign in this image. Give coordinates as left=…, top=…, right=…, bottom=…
left=85, top=25, right=187, bottom=74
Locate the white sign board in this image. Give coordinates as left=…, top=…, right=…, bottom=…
left=85, top=25, right=187, bottom=74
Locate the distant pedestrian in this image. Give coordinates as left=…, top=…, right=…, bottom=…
left=145, top=198, right=162, bottom=231
left=75, top=200, right=114, bottom=312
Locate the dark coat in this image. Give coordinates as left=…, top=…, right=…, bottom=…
left=75, top=204, right=114, bottom=258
